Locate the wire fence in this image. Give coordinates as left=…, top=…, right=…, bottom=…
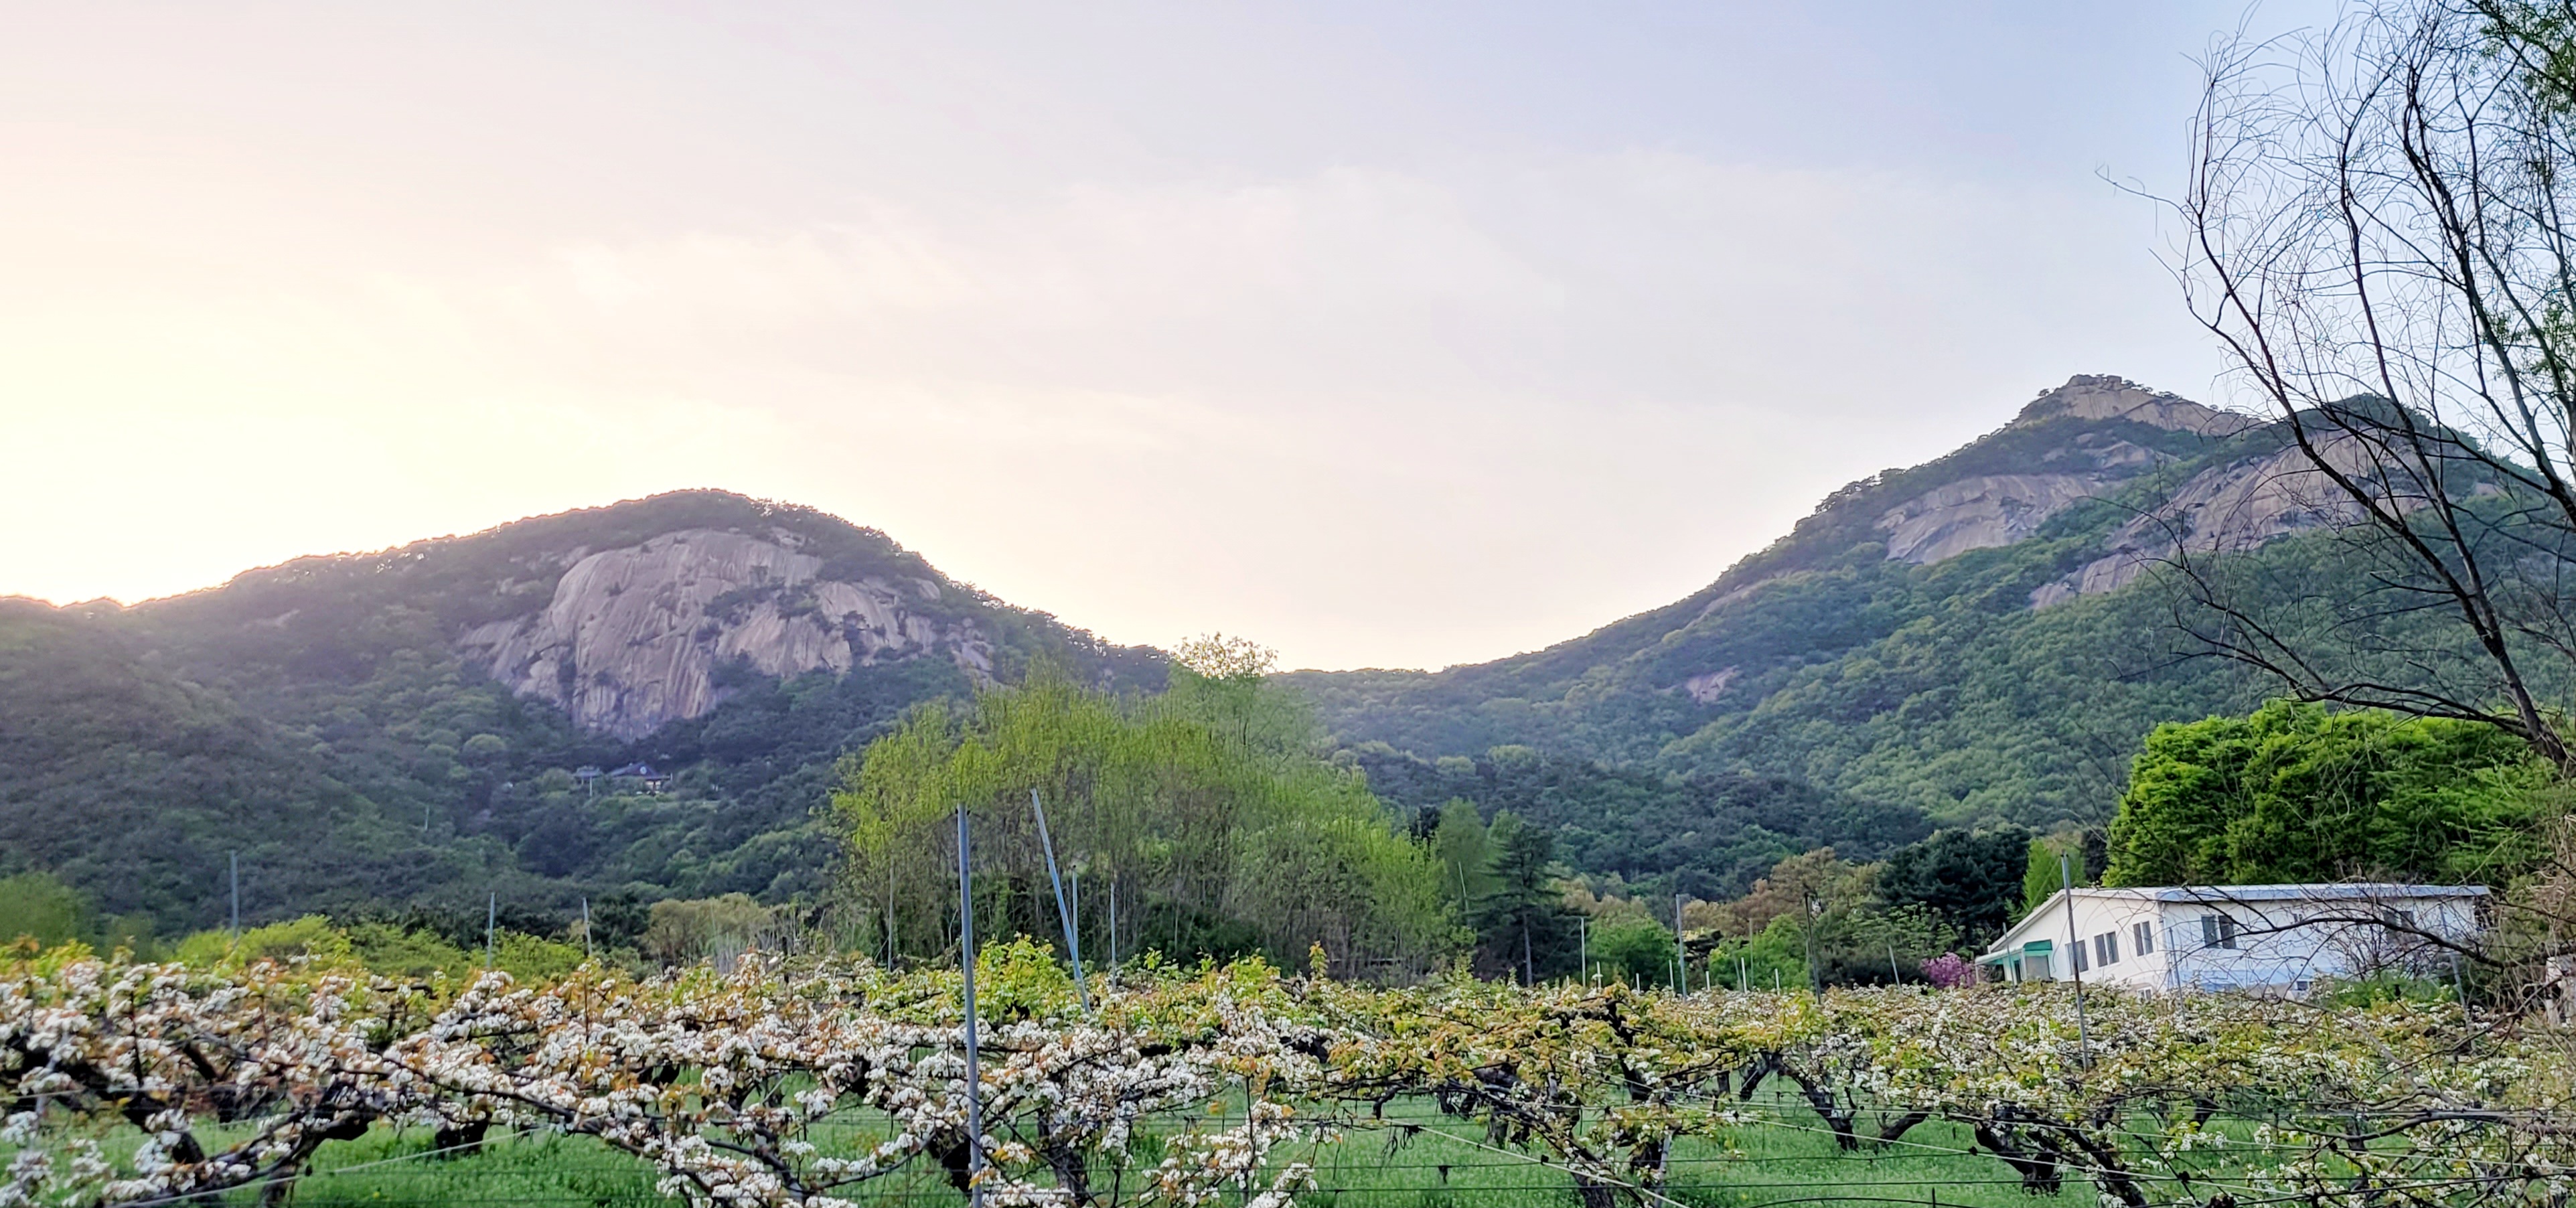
left=26, top=1076, right=2551, bottom=1207
left=103, top=1087, right=2502, bottom=1208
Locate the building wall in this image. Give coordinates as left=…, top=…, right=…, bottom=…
left=2157, top=895, right=2478, bottom=993
left=1989, top=888, right=2480, bottom=995
left=2018, top=893, right=2166, bottom=990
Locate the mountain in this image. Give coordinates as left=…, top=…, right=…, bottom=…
left=1288, top=376, right=2371, bottom=828
left=0, top=376, right=2396, bottom=931
left=0, top=492, right=1162, bottom=931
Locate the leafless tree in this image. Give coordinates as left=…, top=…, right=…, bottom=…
left=2178, top=0, right=2576, bottom=769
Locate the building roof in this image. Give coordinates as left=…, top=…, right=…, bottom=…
left=2133, top=883, right=2487, bottom=903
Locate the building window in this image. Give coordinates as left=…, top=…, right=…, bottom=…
left=2095, top=932, right=2119, bottom=966
left=2200, top=914, right=2238, bottom=950
left=2133, top=921, right=2155, bottom=956
left=2024, top=954, right=2050, bottom=980
left=2383, top=908, right=2416, bottom=931
left=2070, top=941, right=2089, bottom=973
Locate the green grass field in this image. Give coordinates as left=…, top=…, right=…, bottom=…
left=134, top=1092, right=2143, bottom=1207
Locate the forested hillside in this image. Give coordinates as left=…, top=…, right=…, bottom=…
left=1288, top=376, right=2421, bottom=829
left=0, top=376, right=2445, bottom=937
left=0, top=492, right=1161, bottom=931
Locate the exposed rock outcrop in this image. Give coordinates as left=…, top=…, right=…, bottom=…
left=1877, top=473, right=2104, bottom=564
left=1864, top=378, right=2256, bottom=568
left=457, top=528, right=994, bottom=739
left=2012, top=374, right=2259, bottom=437
left=1682, top=666, right=1739, bottom=704
left=2029, top=433, right=2389, bottom=609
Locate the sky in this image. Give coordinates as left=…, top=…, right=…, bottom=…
left=0, top=2, right=2336, bottom=671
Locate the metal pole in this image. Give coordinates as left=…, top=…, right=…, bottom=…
left=2060, top=856, right=2093, bottom=1067
left=1578, top=915, right=1587, bottom=983
left=485, top=892, right=497, bottom=970
left=1889, top=943, right=1902, bottom=985
left=228, top=852, right=240, bottom=941
left=1107, top=877, right=1118, bottom=973
left=1028, top=790, right=1090, bottom=1012
left=1803, top=895, right=1819, bottom=993
left=957, top=806, right=984, bottom=1207
left=1675, top=893, right=1686, bottom=992
left=582, top=897, right=593, bottom=963
left=2453, top=953, right=2472, bottom=1035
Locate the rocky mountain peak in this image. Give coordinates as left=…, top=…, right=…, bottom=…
left=457, top=526, right=994, bottom=739
left=2013, top=374, right=2259, bottom=437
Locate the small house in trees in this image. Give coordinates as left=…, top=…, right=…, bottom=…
left=1977, top=883, right=2485, bottom=996
left=606, top=762, right=673, bottom=794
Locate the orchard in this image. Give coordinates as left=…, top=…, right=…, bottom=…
left=5, top=941, right=2571, bottom=1207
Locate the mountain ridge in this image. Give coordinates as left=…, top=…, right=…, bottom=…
left=1285, top=374, right=2376, bottom=824
left=1, top=375, right=2393, bottom=929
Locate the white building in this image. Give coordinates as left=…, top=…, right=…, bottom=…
left=1977, top=883, right=2486, bottom=996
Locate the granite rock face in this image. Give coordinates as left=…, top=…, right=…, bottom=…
left=2030, top=431, right=2396, bottom=608
left=1843, top=376, right=2375, bottom=608
left=2012, top=374, right=2260, bottom=437
left=1876, top=473, right=2104, bottom=564
left=457, top=528, right=994, bottom=739
left=1868, top=376, right=2243, bottom=567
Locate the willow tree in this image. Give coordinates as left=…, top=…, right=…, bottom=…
left=829, top=644, right=1460, bottom=978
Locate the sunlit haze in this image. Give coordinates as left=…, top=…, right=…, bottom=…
left=0, top=3, right=2331, bottom=670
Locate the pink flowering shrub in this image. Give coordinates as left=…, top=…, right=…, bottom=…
left=1918, top=952, right=1974, bottom=989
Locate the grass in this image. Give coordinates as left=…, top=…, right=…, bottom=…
left=205, top=1094, right=2123, bottom=1207
left=283, top=1130, right=664, bottom=1207
left=1290, top=1104, right=2107, bottom=1208
left=29, top=1090, right=2320, bottom=1206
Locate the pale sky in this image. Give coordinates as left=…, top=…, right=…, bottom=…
left=0, top=3, right=2329, bottom=670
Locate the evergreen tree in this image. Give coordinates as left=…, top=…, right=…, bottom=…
left=1876, top=826, right=2031, bottom=950
left=1472, top=812, right=1582, bottom=982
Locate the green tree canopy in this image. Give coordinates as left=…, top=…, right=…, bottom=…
left=830, top=663, right=1459, bottom=978
left=2103, top=701, right=2547, bottom=888
left=1876, top=826, right=2031, bottom=949
left=1470, top=811, right=1583, bottom=982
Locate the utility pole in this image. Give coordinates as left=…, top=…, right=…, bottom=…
left=485, top=892, right=497, bottom=970
left=2060, top=856, right=2093, bottom=1067
left=581, top=897, right=593, bottom=963
left=1578, top=915, right=1588, bottom=983
left=228, top=852, right=240, bottom=943
left=956, top=806, right=984, bottom=1208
